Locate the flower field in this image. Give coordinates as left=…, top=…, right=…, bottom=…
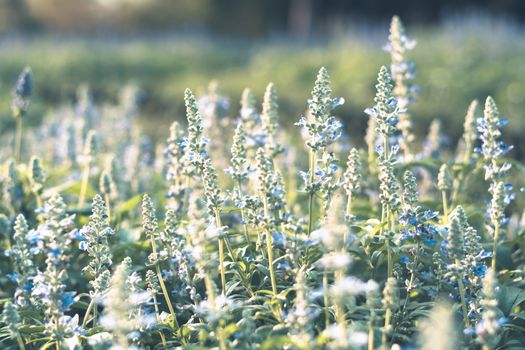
left=0, top=16, right=525, bottom=350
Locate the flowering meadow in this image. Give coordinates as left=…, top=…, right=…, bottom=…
left=1, top=16, right=525, bottom=350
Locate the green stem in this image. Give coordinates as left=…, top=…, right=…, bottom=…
left=34, top=192, right=44, bottom=223
left=236, top=181, right=251, bottom=246
left=266, top=228, right=277, bottom=296
left=78, top=163, right=90, bottom=207
left=151, top=237, right=180, bottom=331
left=204, top=274, right=217, bottom=304
left=491, top=221, right=500, bottom=270
left=104, top=193, right=111, bottom=223
left=455, top=258, right=471, bottom=331
left=368, top=315, right=375, bottom=350
left=307, top=148, right=316, bottom=235
left=34, top=192, right=42, bottom=209
left=15, top=117, right=22, bottom=163
left=214, top=210, right=227, bottom=294
left=382, top=308, right=392, bottom=349
left=217, top=325, right=227, bottom=350
left=82, top=299, right=95, bottom=327
left=16, top=333, right=25, bottom=350
left=152, top=294, right=168, bottom=348
left=334, top=270, right=346, bottom=327
left=261, top=196, right=277, bottom=296
left=386, top=207, right=393, bottom=278
left=442, top=190, right=449, bottom=225
left=346, top=194, right=353, bottom=218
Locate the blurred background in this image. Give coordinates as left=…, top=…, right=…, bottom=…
left=0, top=0, right=524, bottom=154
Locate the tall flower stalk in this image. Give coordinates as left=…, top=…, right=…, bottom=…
left=165, top=121, right=188, bottom=214
left=477, top=269, right=501, bottom=350
left=366, top=66, right=401, bottom=278
left=447, top=206, right=471, bottom=332
left=79, top=194, right=113, bottom=327
left=6, top=214, right=36, bottom=307
left=385, top=16, right=418, bottom=160
left=343, top=148, right=362, bottom=220
left=142, top=194, right=180, bottom=331
left=228, top=124, right=250, bottom=245
left=477, top=97, right=513, bottom=269
left=31, top=194, right=78, bottom=350
left=256, top=148, right=278, bottom=296
left=296, top=67, right=344, bottom=235
left=261, top=82, right=283, bottom=168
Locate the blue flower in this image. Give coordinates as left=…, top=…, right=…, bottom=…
left=272, top=231, right=285, bottom=246
left=79, top=241, right=89, bottom=251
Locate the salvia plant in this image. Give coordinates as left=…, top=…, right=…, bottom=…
left=0, top=15, right=524, bottom=350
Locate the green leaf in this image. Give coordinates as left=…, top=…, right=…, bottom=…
left=498, top=286, right=525, bottom=316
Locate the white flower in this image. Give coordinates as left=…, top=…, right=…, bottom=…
left=319, top=252, right=352, bottom=270
left=330, top=277, right=378, bottom=299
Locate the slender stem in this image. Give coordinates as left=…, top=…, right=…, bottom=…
left=344, top=195, right=353, bottom=246
left=151, top=237, right=180, bottom=331
left=15, top=117, right=22, bottom=163
left=218, top=238, right=226, bottom=293
left=217, top=325, right=227, bottom=350
left=386, top=207, right=393, bottom=278
left=34, top=192, right=44, bottom=223
left=397, top=242, right=421, bottom=336
left=442, top=190, right=449, bottom=225
left=346, top=194, right=353, bottom=218
left=34, top=192, right=42, bottom=209
left=214, top=210, right=227, bottom=294
left=261, top=196, right=277, bottom=296
left=455, top=258, right=471, bottom=331
left=307, top=148, right=316, bottom=235
left=104, top=193, right=111, bottom=223
left=266, top=229, right=277, bottom=296
left=491, top=221, right=500, bottom=270
left=236, top=181, right=251, bottom=246
left=368, top=325, right=375, bottom=350
left=334, top=269, right=345, bottom=327
left=78, top=163, right=90, bottom=207
left=93, top=305, right=97, bottom=327
left=204, top=274, right=216, bottom=304
left=386, top=241, right=392, bottom=278
left=82, top=299, right=95, bottom=327
left=152, top=294, right=168, bottom=348
left=16, top=333, right=25, bottom=350
left=381, top=136, right=393, bottom=277
left=382, top=308, right=392, bottom=349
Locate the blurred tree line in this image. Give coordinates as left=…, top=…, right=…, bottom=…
left=1, top=0, right=524, bottom=37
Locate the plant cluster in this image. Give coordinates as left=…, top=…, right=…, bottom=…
left=1, top=16, right=525, bottom=350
